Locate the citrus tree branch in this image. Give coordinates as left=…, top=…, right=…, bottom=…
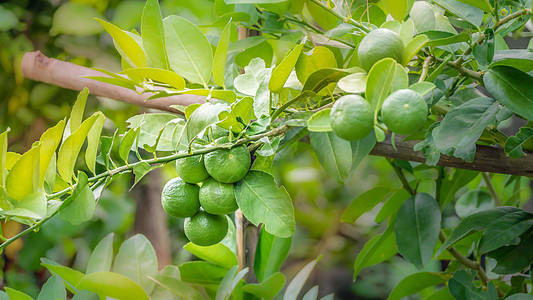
left=21, top=51, right=205, bottom=114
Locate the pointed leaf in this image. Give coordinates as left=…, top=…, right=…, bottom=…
left=119, top=67, right=185, bottom=90
left=309, top=132, right=351, bottom=183
left=366, top=58, right=396, bottom=112
left=141, top=0, right=169, bottom=69
left=341, top=187, right=391, bottom=223
left=96, top=19, right=146, bottom=67
left=254, top=228, right=292, bottom=282
left=269, top=42, right=305, bottom=93
left=216, top=266, right=248, bottom=300
left=85, top=112, right=105, bottom=174
left=4, top=288, right=33, bottom=300
left=184, top=242, right=238, bottom=270
left=234, top=171, right=295, bottom=238
left=86, top=233, right=114, bottom=274
left=164, top=15, right=213, bottom=86
left=283, top=256, right=321, bottom=300
left=76, top=271, right=149, bottom=300
left=70, top=88, right=89, bottom=134
left=353, top=225, right=398, bottom=279
left=388, top=272, right=452, bottom=300
left=478, top=210, right=533, bottom=253
left=38, top=275, right=66, bottom=300
left=214, top=20, right=232, bottom=88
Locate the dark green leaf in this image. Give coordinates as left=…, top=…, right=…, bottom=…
left=439, top=169, right=478, bottom=205
left=436, top=207, right=523, bottom=256
left=473, top=29, right=494, bottom=66
left=423, top=31, right=471, bottom=47
left=395, top=193, right=441, bottom=268
left=310, top=132, right=352, bottom=183
left=455, top=190, right=494, bottom=218
left=488, top=232, right=533, bottom=274
left=341, top=187, right=391, bottom=223
left=478, top=210, right=533, bottom=253
left=388, top=272, right=452, bottom=300
left=302, top=68, right=351, bottom=93
left=432, top=0, right=484, bottom=26
left=242, top=272, right=285, bottom=300
left=254, top=228, right=292, bottom=282
left=350, top=132, right=376, bottom=173
left=505, top=127, right=533, bottom=158
left=353, top=225, right=398, bottom=279
left=448, top=270, right=497, bottom=300
left=484, top=66, right=533, bottom=121
left=375, top=189, right=411, bottom=223
left=434, top=97, right=499, bottom=162
left=234, top=171, right=295, bottom=238
left=490, top=50, right=533, bottom=73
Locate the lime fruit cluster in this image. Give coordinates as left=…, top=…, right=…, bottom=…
left=330, top=95, right=374, bottom=141
left=357, top=28, right=404, bottom=71
left=381, top=89, right=428, bottom=135
left=161, top=148, right=251, bottom=246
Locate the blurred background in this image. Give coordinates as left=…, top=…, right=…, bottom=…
left=1, top=0, right=532, bottom=298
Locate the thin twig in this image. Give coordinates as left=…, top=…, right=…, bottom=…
left=482, top=172, right=502, bottom=206
left=419, top=56, right=434, bottom=83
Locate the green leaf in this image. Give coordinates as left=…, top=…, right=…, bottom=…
left=366, top=58, right=396, bottom=112
left=96, top=19, right=146, bottom=67
left=69, top=87, right=89, bottom=135
left=302, top=68, right=351, bottom=93
left=58, top=113, right=100, bottom=183
left=395, top=193, right=441, bottom=268
left=0, top=130, right=7, bottom=188
left=408, top=82, right=436, bottom=96
left=216, top=266, right=248, bottom=300
left=392, top=63, right=409, bottom=91
left=473, top=29, right=495, bottom=66
left=213, top=20, right=232, bottom=88
left=1, top=192, right=47, bottom=219
left=295, top=46, right=337, bottom=84
left=388, top=272, right=452, bottom=300
left=505, top=127, right=533, bottom=158
left=42, top=259, right=86, bottom=290
left=86, top=233, right=114, bottom=274
left=187, top=102, right=229, bottom=141
left=149, top=274, right=204, bottom=300
left=350, top=132, right=376, bottom=173
left=353, top=225, right=398, bottom=279
left=410, top=2, right=436, bottom=33
left=283, top=256, right=321, bottom=300
left=235, top=171, right=295, bottom=238
left=114, top=234, right=158, bottom=294
left=164, top=15, right=213, bottom=87
left=184, top=243, right=238, bottom=270
left=242, top=272, right=285, bottom=300
left=448, top=270, right=497, bottom=300
left=436, top=207, right=522, bottom=256
left=6, top=143, right=40, bottom=201
left=381, top=0, right=412, bottom=21
left=478, top=210, right=533, bottom=253
left=119, top=67, right=185, bottom=90
left=118, top=128, right=138, bottom=163
left=488, top=232, right=533, bottom=274
left=141, top=0, right=169, bottom=69
left=505, top=294, right=533, bottom=300
left=254, top=228, right=292, bottom=282
left=38, top=119, right=65, bottom=187
left=432, top=0, right=484, bottom=26
left=305, top=0, right=338, bottom=30
left=434, top=97, right=499, bottom=163
left=217, top=97, right=255, bottom=133
left=484, top=66, right=533, bottom=121
left=76, top=272, right=149, bottom=300
left=38, top=275, right=66, bottom=300
left=4, top=288, right=33, bottom=300
left=59, top=173, right=96, bottom=225
left=178, top=261, right=227, bottom=285
left=269, top=42, right=305, bottom=93
left=457, top=0, right=492, bottom=12
left=254, top=73, right=273, bottom=118
left=490, top=50, right=533, bottom=73
left=424, top=31, right=470, bottom=47
left=403, top=35, right=429, bottom=65
left=127, top=113, right=186, bottom=151
left=337, top=71, right=367, bottom=94
left=455, top=190, right=494, bottom=218
left=133, top=162, right=151, bottom=187
left=375, top=189, right=410, bottom=223
left=310, top=132, right=351, bottom=183
left=439, top=169, right=479, bottom=205
left=85, top=113, right=105, bottom=175
left=341, top=187, right=391, bottom=223
left=307, top=109, right=332, bottom=132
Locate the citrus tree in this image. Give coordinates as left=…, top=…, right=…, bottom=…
left=2, top=0, right=533, bottom=298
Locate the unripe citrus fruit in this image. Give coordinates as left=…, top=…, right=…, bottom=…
left=175, top=154, right=209, bottom=184
left=330, top=95, right=374, bottom=141
left=381, top=89, right=428, bottom=135
left=184, top=211, right=229, bottom=246
left=357, top=28, right=404, bottom=71
left=204, top=145, right=251, bottom=183
left=199, top=178, right=238, bottom=215
left=161, top=177, right=200, bottom=218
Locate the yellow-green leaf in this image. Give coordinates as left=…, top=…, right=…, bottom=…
left=295, top=46, right=337, bottom=84
left=76, top=272, right=149, bottom=300
left=366, top=58, right=396, bottom=112
left=403, top=34, right=428, bottom=65
left=85, top=112, right=106, bottom=175
left=96, top=19, right=146, bottom=68
left=269, top=42, right=305, bottom=93
left=6, top=143, right=41, bottom=201
left=213, top=20, right=232, bottom=89
left=38, top=119, right=65, bottom=188
left=142, top=0, right=169, bottom=69
left=69, top=88, right=89, bottom=135
left=0, top=129, right=8, bottom=187
left=58, top=113, right=100, bottom=183
left=381, top=0, right=412, bottom=21
left=119, top=67, right=185, bottom=90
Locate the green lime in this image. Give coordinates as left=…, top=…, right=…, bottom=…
left=199, top=178, right=238, bottom=215
left=175, top=154, right=210, bottom=184
left=381, top=89, right=428, bottom=135
left=204, top=145, right=251, bottom=183
left=357, top=28, right=404, bottom=71
left=161, top=177, right=200, bottom=218
left=184, top=211, right=229, bottom=246
left=330, top=95, right=374, bottom=141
